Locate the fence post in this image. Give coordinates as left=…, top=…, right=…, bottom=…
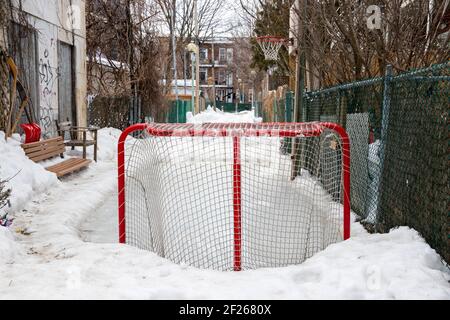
left=374, top=65, right=393, bottom=223
left=138, top=96, right=142, bottom=123
left=336, top=89, right=342, bottom=126
left=284, top=92, right=289, bottom=122
left=129, top=96, right=133, bottom=126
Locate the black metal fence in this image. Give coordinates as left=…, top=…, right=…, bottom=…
left=87, top=95, right=142, bottom=130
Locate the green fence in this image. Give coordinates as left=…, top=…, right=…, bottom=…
left=215, top=102, right=252, bottom=113
left=167, top=100, right=253, bottom=123
left=259, top=91, right=294, bottom=122
left=167, top=100, right=193, bottom=123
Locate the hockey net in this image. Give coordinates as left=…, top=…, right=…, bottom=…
left=118, top=123, right=350, bottom=271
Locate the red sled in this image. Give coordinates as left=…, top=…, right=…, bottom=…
left=21, top=123, right=41, bottom=143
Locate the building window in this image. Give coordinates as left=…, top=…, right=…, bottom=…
left=226, top=89, right=233, bottom=103
left=199, top=48, right=208, bottom=62
left=218, top=70, right=226, bottom=84
left=217, top=89, right=224, bottom=101
left=219, top=48, right=226, bottom=63
left=227, top=72, right=233, bottom=86
left=200, top=68, right=208, bottom=83
left=227, top=48, right=233, bottom=64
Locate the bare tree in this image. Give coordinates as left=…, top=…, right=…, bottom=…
left=155, top=0, right=228, bottom=92
left=86, top=0, right=165, bottom=120
left=295, top=0, right=450, bottom=85
left=244, top=0, right=449, bottom=87
left=0, top=0, right=9, bottom=133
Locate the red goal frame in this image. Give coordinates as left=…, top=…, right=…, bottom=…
left=118, top=122, right=351, bottom=271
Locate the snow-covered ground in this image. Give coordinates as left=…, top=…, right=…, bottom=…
left=187, top=106, right=263, bottom=124
left=0, top=113, right=449, bottom=299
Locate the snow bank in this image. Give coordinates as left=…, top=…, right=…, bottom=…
left=0, top=226, right=23, bottom=264
left=0, top=128, right=123, bottom=218
left=187, top=106, right=262, bottom=124
left=0, top=132, right=58, bottom=216
left=64, top=128, right=123, bottom=162
left=94, top=128, right=123, bottom=161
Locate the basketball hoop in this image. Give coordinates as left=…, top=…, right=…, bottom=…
left=256, top=36, right=286, bottom=61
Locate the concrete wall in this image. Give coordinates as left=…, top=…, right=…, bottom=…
left=10, top=0, right=86, bottom=136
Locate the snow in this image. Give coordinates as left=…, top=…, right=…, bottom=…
left=187, top=106, right=263, bottom=124
left=0, top=132, right=58, bottom=216
left=0, top=226, right=23, bottom=265
left=0, top=119, right=449, bottom=299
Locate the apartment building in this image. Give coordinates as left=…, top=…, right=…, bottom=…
left=197, top=37, right=237, bottom=104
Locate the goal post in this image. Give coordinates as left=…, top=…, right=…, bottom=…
left=118, top=122, right=350, bottom=271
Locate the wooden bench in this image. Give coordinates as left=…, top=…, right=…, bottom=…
left=21, top=137, right=91, bottom=178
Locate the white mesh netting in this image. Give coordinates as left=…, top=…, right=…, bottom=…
left=257, top=37, right=285, bottom=61
left=118, top=123, right=350, bottom=271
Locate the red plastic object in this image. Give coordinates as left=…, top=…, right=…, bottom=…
left=232, top=136, right=242, bottom=271
left=21, top=123, right=41, bottom=143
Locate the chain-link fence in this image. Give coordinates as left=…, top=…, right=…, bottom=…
left=303, top=77, right=384, bottom=223
left=87, top=95, right=142, bottom=130
left=301, top=62, right=449, bottom=263
left=259, top=63, right=449, bottom=263
left=377, top=63, right=449, bottom=264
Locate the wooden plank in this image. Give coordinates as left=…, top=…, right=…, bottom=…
left=25, top=142, right=64, bottom=155
left=65, top=140, right=95, bottom=146
left=21, top=137, right=62, bottom=149
left=56, top=160, right=91, bottom=177
left=46, top=159, right=91, bottom=177
left=24, top=141, right=65, bottom=154
left=46, top=160, right=77, bottom=174
left=29, top=149, right=64, bottom=162
left=46, top=158, right=85, bottom=171
left=26, top=144, right=65, bottom=159
left=46, top=158, right=85, bottom=172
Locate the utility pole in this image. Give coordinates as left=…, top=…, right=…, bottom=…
left=183, top=50, right=187, bottom=95
left=191, top=50, right=195, bottom=113
left=212, top=38, right=216, bottom=110
left=293, top=0, right=306, bottom=123
left=171, top=0, right=179, bottom=122
left=292, top=0, right=307, bottom=180
left=251, top=70, right=256, bottom=113
left=425, top=0, right=435, bottom=52
left=194, top=0, right=200, bottom=114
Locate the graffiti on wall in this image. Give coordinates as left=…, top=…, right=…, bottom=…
left=38, top=41, right=58, bottom=138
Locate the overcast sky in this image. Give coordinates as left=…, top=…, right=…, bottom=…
left=153, top=0, right=252, bottom=37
